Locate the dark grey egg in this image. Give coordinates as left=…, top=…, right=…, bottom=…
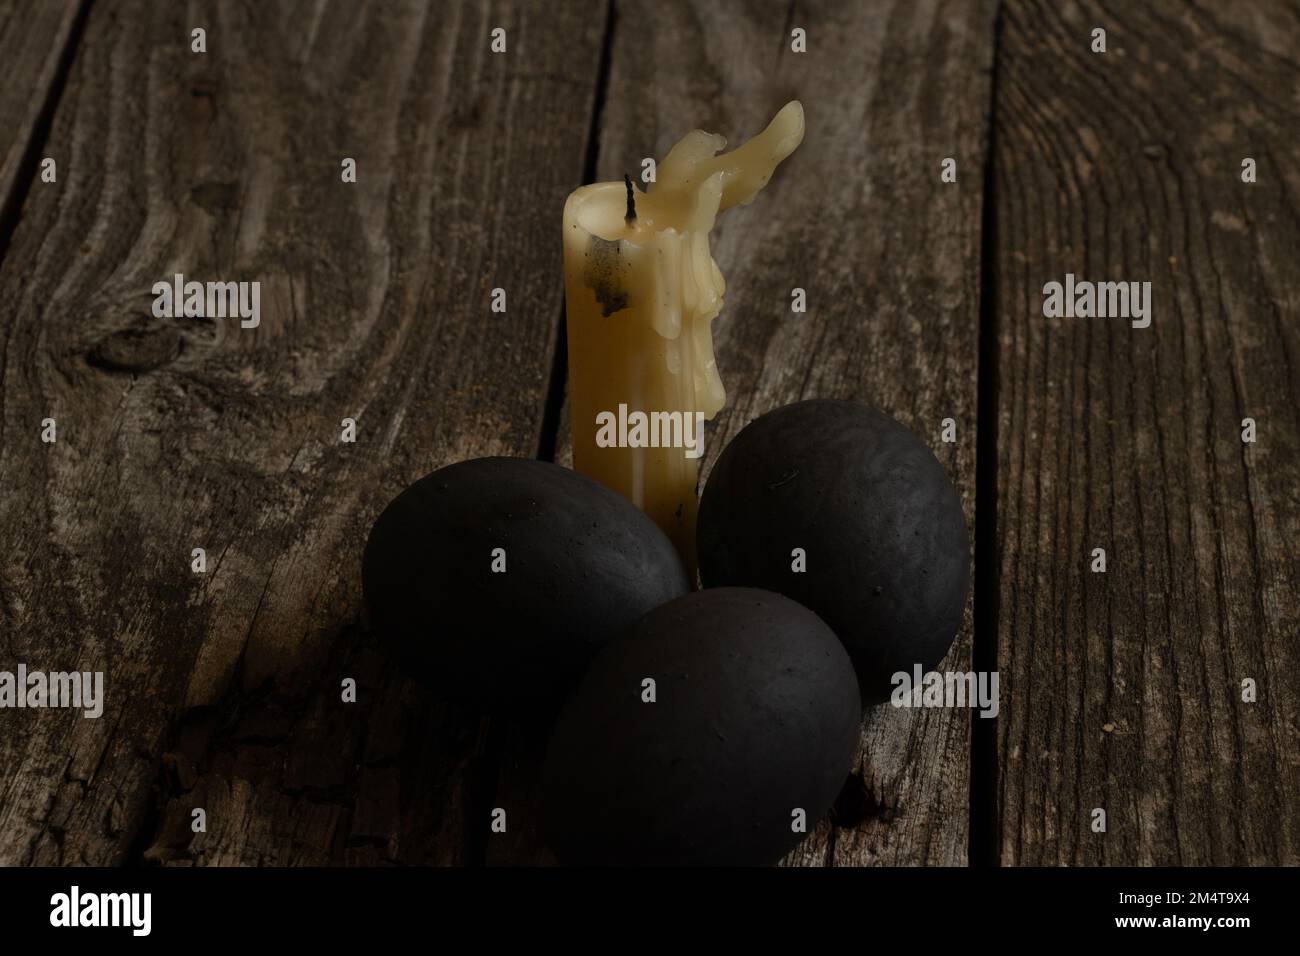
left=362, top=457, right=690, bottom=710
left=697, top=400, right=969, bottom=704
left=542, top=587, right=861, bottom=865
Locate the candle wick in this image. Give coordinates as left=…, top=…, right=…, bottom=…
left=624, top=174, right=637, bottom=224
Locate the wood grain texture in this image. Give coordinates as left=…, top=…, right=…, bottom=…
left=489, top=0, right=997, bottom=866
left=6, top=0, right=1293, bottom=871
left=992, top=0, right=1300, bottom=864
left=0, top=0, right=86, bottom=232
left=0, top=0, right=605, bottom=865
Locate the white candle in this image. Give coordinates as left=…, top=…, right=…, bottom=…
left=562, top=102, right=805, bottom=569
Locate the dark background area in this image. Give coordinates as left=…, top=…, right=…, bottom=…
left=0, top=0, right=1296, bottom=866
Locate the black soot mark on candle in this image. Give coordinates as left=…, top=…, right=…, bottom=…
left=584, top=237, right=630, bottom=317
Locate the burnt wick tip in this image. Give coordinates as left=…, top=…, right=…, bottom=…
left=624, top=173, right=637, bottom=223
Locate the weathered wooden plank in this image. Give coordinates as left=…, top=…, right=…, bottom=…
left=488, top=0, right=995, bottom=866
left=0, top=0, right=86, bottom=235
left=993, top=0, right=1300, bottom=864
left=0, top=0, right=605, bottom=865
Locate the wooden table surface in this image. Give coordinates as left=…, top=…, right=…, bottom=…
left=0, top=0, right=1295, bottom=867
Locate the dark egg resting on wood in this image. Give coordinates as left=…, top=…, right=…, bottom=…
left=698, top=400, right=969, bottom=705
left=362, top=457, right=690, bottom=711
left=541, top=587, right=861, bottom=866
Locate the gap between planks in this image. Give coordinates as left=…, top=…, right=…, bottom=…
left=970, top=0, right=1005, bottom=870
left=471, top=0, right=620, bottom=867
left=0, top=0, right=93, bottom=264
